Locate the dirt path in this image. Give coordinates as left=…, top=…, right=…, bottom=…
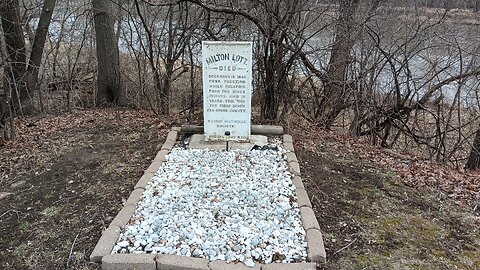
left=1, top=109, right=479, bottom=270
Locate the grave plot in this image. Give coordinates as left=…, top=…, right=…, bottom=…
left=90, top=128, right=326, bottom=270
left=114, top=146, right=306, bottom=266
left=91, top=41, right=324, bottom=269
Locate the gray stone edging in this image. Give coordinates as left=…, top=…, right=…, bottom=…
left=90, top=225, right=121, bottom=263
left=288, top=161, right=301, bottom=175
left=284, top=134, right=327, bottom=264
left=109, top=204, right=136, bottom=229
left=299, top=207, right=321, bottom=231
left=156, top=253, right=210, bottom=270
left=145, top=159, right=165, bottom=173
left=283, top=142, right=294, bottom=152
left=125, top=188, right=145, bottom=206
left=134, top=172, right=156, bottom=190
left=295, top=188, right=312, bottom=208
left=285, top=152, right=298, bottom=163
left=306, top=229, right=327, bottom=263
left=92, top=128, right=327, bottom=268
left=282, top=134, right=293, bottom=143
left=292, top=176, right=305, bottom=190
left=102, top=254, right=156, bottom=270
left=208, top=260, right=262, bottom=270
left=154, top=149, right=170, bottom=163
left=161, top=131, right=178, bottom=151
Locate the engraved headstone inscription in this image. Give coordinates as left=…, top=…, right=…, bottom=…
left=202, top=41, right=253, bottom=141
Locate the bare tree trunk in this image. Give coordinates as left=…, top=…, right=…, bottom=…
left=27, top=0, right=56, bottom=95
left=0, top=21, right=10, bottom=142
left=161, top=5, right=175, bottom=115
left=465, top=125, right=480, bottom=170
left=134, top=0, right=162, bottom=112
left=262, top=46, right=277, bottom=120
left=0, top=0, right=30, bottom=114
left=320, top=0, right=360, bottom=128
left=92, top=0, right=122, bottom=105
left=187, top=41, right=195, bottom=116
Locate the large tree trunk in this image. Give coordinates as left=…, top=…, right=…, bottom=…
left=320, top=0, right=359, bottom=128
left=27, top=0, right=56, bottom=94
left=465, top=125, right=480, bottom=170
left=92, top=0, right=122, bottom=105
left=0, top=0, right=30, bottom=114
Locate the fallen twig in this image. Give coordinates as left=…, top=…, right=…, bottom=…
left=66, top=232, right=80, bottom=268
left=0, top=209, right=21, bottom=219
left=334, top=238, right=358, bottom=255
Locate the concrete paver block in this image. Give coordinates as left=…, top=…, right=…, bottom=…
left=283, top=142, right=294, bottom=152
left=289, top=161, right=301, bottom=174
left=299, top=207, right=320, bottom=231
left=125, top=188, right=145, bottom=206
left=161, top=131, right=178, bottom=151
left=262, top=262, right=317, bottom=270
left=146, top=160, right=164, bottom=173
left=285, top=152, right=298, bottom=163
left=296, top=188, right=312, bottom=208
left=102, top=254, right=156, bottom=270
left=156, top=254, right=210, bottom=270
left=252, top=125, right=284, bottom=135
left=208, top=260, right=262, bottom=270
left=161, top=143, right=174, bottom=151
left=154, top=150, right=170, bottom=163
left=292, top=175, right=305, bottom=190
left=166, top=130, right=178, bottom=142
left=306, top=229, right=327, bottom=263
left=90, top=225, right=121, bottom=263
left=134, top=172, right=155, bottom=190
left=109, top=204, right=136, bottom=229
left=282, top=134, right=293, bottom=143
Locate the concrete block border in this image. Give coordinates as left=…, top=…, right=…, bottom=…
left=282, top=134, right=326, bottom=264
left=91, top=127, right=326, bottom=269
left=157, top=254, right=210, bottom=270
left=109, top=204, right=136, bottom=229
left=102, top=254, right=156, bottom=270
left=208, top=260, right=262, bottom=270
left=306, top=229, right=327, bottom=263
left=90, top=226, right=121, bottom=263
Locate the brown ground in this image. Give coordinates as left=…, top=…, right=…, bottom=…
left=0, top=109, right=170, bottom=270
left=291, top=128, right=480, bottom=270
left=0, top=109, right=479, bottom=270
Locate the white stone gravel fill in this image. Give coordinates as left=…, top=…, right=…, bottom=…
left=113, top=147, right=307, bottom=266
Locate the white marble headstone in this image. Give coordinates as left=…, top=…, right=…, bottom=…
left=202, top=41, right=252, bottom=141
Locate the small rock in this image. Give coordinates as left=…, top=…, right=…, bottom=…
left=111, top=147, right=308, bottom=262
left=0, top=192, right=14, bottom=201
left=244, top=258, right=255, bottom=267
left=10, top=180, right=27, bottom=189
left=117, top=240, right=130, bottom=248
